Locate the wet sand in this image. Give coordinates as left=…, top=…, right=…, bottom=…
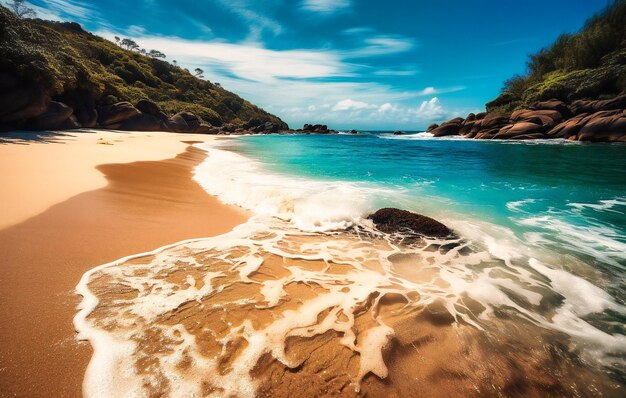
left=0, top=132, right=249, bottom=397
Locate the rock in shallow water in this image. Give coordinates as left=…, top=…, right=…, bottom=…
left=367, top=208, right=453, bottom=238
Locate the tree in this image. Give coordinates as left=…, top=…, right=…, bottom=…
left=120, top=38, right=139, bottom=51
left=114, top=36, right=120, bottom=45
left=194, top=68, right=204, bottom=78
left=172, top=60, right=178, bottom=67
left=148, top=49, right=166, bottom=59
left=214, top=82, right=222, bottom=88
left=8, top=0, right=36, bottom=18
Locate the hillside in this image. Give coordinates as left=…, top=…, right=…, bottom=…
left=486, top=0, right=626, bottom=114
left=428, top=0, right=626, bottom=142
left=0, top=5, right=288, bottom=133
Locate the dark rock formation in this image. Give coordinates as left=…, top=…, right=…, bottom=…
left=98, top=102, right=140, bottom=127
left=299, top=123, right=339, bottom=134
left=431, top=95, right=626, bottom=142
left=25, top=101, right=75, bottom=130
left=135, top=99, right=168, bottom=121
left=56, top=90, right=97, bottom=128
left=0, top=77, right=48, bottom=128
left=393, top=130, right=403, bottom=135
left=367, top=208, right=453, bottom=238
left=118, top=113, right=166, bottom=131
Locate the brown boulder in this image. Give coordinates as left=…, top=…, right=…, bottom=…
left=26, top=101, right=75, bottom=130
left=577, top=110, right=626, bottom=142
left=569, top=95, right=626, bottom=115
left=168, top=112, right=213, bottom=133
left=510, top=109, right=562, bottom=126
left=368, top=208, right=453, bottom=238
left=529, top=99, right=572, bottom=119
left=494, top=122, right=547, bottom=139
left=426, top=123, right=439, bottom=132
left=430, top=117, right=464, bottom=137
left=481, top=113, right=509, bottom=129
left=474, top=131, right=496, bottom=139
left=118, top=113, right=166, bottom=131
left=546, top=113, right=590, bottom=138
left=0, top=85, right=49, bottom=126
left=99, top=102, right=140, bottom=126
left=135, top=99, right=168, bottom=121
left=459, top=119, right=475, bottom=135
left=55, top=90, right=97, bottom=128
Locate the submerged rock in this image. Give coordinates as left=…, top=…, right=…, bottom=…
left=367, top=208, right=453, bottom=238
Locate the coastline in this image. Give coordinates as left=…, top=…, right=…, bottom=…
left=0, top=131, right=249, bottom=397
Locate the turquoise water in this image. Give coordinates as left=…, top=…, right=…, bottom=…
left=234, top=132, right=626, bottom=281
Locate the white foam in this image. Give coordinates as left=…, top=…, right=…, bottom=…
left=74, top=137, right=626, bottom=397
left=568, top=197, right=626, bottom=214
left=518, top=215, right=626, bottom=268
left=506, top=198, right=537, bottom=212
left=193, top=141, right=395, bottom=232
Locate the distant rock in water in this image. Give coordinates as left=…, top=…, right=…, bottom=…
left=367, top=208, right=453, bottom=238
left=393, top=130, right=403, bottom=135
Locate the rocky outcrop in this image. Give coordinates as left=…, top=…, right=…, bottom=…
left=295, top=124, right=339, bottom=134
left=367, top=208, right=453, bottom=238
left=98, top=102, right=140, bottom=128
left=432, top=96, right=626, bottom=142
left=25, top=101, right=77, bottom=130
left=429, top=117, right=463, bottom=137
left=0, top=84, right=298, bottom=135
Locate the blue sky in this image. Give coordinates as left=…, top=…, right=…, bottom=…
left=11, top=0, right=612, bottom=129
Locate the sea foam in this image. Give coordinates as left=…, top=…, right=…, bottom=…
left=73, top=138, right=626, bottom=397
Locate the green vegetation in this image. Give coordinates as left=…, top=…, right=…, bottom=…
left=487, top=0, right=626, bottom=113
left=0, top=5, right=286, bottom=127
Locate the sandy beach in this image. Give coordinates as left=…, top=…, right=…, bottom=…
left=0, top=130, right=249, bottom=397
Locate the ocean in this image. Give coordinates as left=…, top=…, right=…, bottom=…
left=76, top=132, right=626, bottom=397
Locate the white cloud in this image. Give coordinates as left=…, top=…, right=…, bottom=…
left=215, top=0, right=282, bottom=42
left=344, top=35, right=415, bottom=58
left=332, top=99, right=377, bottom=111
left=413, top=97, right=447, bottom=120
left=374, top=69, right=418, bottom=76
left=40, top=0, right=93, bottom=19
left=302, top=0, right=351, bottom=14
left=378, top=103, right=396, bottom=113
left=97, top=32, right=347, bottom=83
left=417, top=86, right=465, bottom=96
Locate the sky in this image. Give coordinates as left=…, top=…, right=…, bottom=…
left=9, top=0, right=613, bottom=130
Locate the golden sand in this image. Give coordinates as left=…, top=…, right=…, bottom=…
left=0, top=131, right=248, bottom=397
